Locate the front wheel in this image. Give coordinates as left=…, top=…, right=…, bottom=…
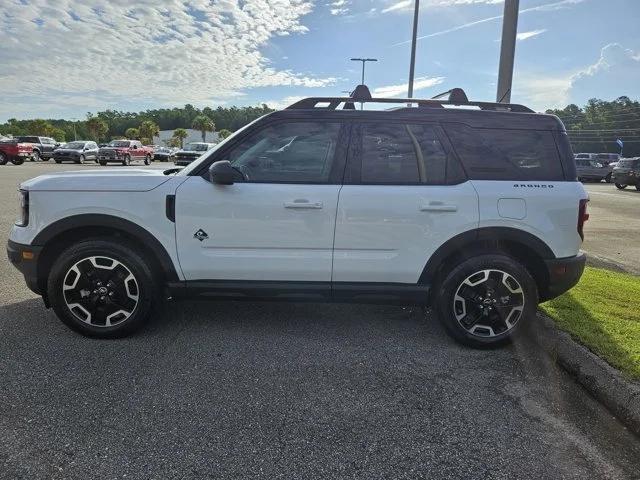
left=55, top=159, right=62, bottom=164
left=144, top=154, right=151, bottom=165
left=77, top=155, right=85, bottom=164
left=11, top=157, right=24, bottom=165
left=615, top=183, right=628, bottom=190
left=635, top=184, right=640, bottom=191
left=605, top=173, right=612, bottom=183
left=47, top=239, right=156, bottom=338
left=122, top=155, right=131, bottom=166
left=435, top=254, right=538, bottom=348
left=0, top=152, right=7, bottom=165
left=99, top=160, right=108, bottom=166
left=31, top=150, right=40, bottom=162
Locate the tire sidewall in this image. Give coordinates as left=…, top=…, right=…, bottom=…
left=435, top=254, right=539, bottom=348
left=47, top=239, right=156, bottom=338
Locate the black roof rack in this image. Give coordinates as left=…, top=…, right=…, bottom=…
left=286, top=85, right=534, bottom=113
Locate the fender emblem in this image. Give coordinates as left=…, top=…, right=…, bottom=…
left=194, top=229, right=209, bottom=241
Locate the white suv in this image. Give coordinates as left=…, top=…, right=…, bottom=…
left=7, top=87, right=588, bottom=347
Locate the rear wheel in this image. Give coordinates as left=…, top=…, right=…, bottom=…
left=144, top=154, right=151, bottom=165
left=99, top=160, right=108, bottom=166
left=122, top=155, right=131, bottom=166
left=435, top=254, right=538, bottom=348
left=31, top=150, right=40, bottom=162
left=635, top=184, right=640, bottom=191
left=47, top=239, right=156, bottom=338
left=605, top=173, right=612, bottom=183
left=77, top=154, right=85, bottom=164
left=11, top=157, right=24, bottom=165
left=55, top=158, right=62, bottom=164
left=615, top=183, right=628, bottom=190
left=0, top=152, right=7, bottom=165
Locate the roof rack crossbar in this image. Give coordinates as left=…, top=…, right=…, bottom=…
left=286, top=96, right=533, bottom=113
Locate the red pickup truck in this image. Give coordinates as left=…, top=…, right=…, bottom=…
left=0, top=140, right=32, bottom=165
left=98, top=140, right=154, bottom=166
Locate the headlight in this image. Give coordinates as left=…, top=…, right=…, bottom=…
left=16, top=189, right=29, bottom=227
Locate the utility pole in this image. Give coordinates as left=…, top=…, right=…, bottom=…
left=407, top=0, right=420, bottom=99
left=496, top=0, right=519, bottom=103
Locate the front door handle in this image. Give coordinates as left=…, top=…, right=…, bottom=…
left=420, top=202, right=458, bottom=212
left=284, top=200, right=323, bottom=209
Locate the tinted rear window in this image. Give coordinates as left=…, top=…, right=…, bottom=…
left=444, top=124, right=564, bottom=181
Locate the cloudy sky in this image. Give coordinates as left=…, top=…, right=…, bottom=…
left=0, top=0, right=638, bottom=121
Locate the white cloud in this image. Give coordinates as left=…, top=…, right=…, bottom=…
left=0, top=0, right=336, bottom=119
left=329, top=0, right=350, bottom=15
left=373, top=76, right=445, bottom=97
left=516, top=43, right=640, bottom=110
left=516, top=29, right=547, bottom=41
left=264, top=96, right=306, bottom=109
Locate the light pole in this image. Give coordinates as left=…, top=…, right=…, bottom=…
left=350, top=58, right=377, bottom=86
left=407, top=0, right=420, bottom=99
left=496, top=0, right=520, bottom=103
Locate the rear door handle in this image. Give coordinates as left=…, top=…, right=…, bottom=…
left=284, top=200, right=323, bottom=209
left=420, top=202, right=458, bottom=212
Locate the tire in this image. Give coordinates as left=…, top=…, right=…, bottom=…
left=55, top=159, right=62, bottom=164
left=605, top=173, right=612, bottom=183
left=434, top=254, right=538, bottom=348
left=615, top=183, right=628, bottom=190
left=0, top=152, right=7, bottom=165
left=47, top=239, right=156, bottom=338
left=99, top=160, right=108, bottom=166
left=144, top=154, right=151, bottom=165
left=635, top=184, right=640, bottom=191
left=31, top=150, right=40, bottom=162
left=11, top=157, right=24, bottom=165
left=122, top=155, right=131, bottom=166
left=77, top=155, right=85, bottom=164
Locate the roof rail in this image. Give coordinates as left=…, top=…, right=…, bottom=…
left=286, top=85, right=534, bottom=113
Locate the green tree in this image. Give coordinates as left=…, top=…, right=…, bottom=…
left=218, top=128, right=232, bottom=140
left=86, top=115, right=109, bottom=142
left=172, top=128, right=188, bottom=148
left=125, top=127, right=139, bottom=139
left=25, top=119, right=53, bottom=136
left=192, top=115, right=215, bottom=142
left=139, top=120, right=160, bottom=145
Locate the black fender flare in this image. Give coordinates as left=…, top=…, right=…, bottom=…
left=33, top=214, right=179, bottom=281
left=419, top=227, right=555, bottom=284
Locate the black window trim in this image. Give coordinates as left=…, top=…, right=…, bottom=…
left=344, top=120, right=467, bottom=186
left=194, top=117, right=352, bottom=186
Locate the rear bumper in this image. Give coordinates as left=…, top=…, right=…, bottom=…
left=541, top=252, right=586, bottom=301
left=7, top=239, right=43, bottom=295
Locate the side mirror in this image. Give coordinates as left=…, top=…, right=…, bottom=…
left=133, top=145, right=138, bottom=150
left=209, top=160, right=242, bottom=185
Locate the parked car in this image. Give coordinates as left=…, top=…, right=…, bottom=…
left=98, top=140, right=153, bottom=166
left=0, top=139, right=33, bottom=165
left=53, top=141, right=99, bottom=164
left=174, top=142, right=216, bottom=166
left=611, top=157, right=640, bottom=190
left=153, top=147, right=177, bottom=162
left=14, top=136, right=58, bottom=161
left=575, top=158, right=612, bottom=182
left=7, top=86, right=587, bottom=347
left=594, top=153, right=620, bottom=166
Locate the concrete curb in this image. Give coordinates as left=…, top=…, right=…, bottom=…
left=532, top=312, right=640, bottom=436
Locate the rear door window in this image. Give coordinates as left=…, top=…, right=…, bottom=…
left=444, top=124, right=564, bottom=181
left=354, top=123, right=458, bottom=185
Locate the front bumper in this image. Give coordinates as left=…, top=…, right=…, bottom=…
left=611, top=174, right=639, bottom=185
left=541, top=252, right=586, bottom=301
left=7, top=239, right=43, bottom=295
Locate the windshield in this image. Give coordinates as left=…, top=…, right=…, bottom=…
left=108, top=140, right=130, bottom=147
left=184, top=143, right=210, bottom=152
left=66, top=142, right=85, bottom=149
left=177, top=117, right=264, bottom=176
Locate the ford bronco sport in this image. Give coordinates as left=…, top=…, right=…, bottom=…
left=7, top=87, right=588, bottom=347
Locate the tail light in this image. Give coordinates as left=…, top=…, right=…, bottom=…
left=578, top=199, right=589, bottom=241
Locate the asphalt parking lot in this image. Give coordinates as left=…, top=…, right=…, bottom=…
left=1, top=162, right=639, bottom=479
